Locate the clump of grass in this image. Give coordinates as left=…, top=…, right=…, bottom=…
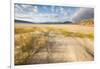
left=15, top=33, right=48, bottom=65
left=82, top=45, right=94, bottom=58
left=87, top=32, right=94, bottom=39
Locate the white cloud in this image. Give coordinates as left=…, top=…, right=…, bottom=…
left=60, top=7, right=64, bottom=13
left=32, top=6, right=38, bottom=13
left=15, top=4, right=71, bottom=23
left=51, top=6, right=55, bottom=13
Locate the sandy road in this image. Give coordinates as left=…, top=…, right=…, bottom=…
left=25, top=36, right=93, bottom=64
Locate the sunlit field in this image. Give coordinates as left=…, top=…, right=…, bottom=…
left=15, top=22, right=94, bottom=65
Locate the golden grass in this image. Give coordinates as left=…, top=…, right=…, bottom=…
left=15, top=26, right=94, bottom=39
left=15, top=33, right=48, bottom=65
left=15, top=24, right=94, bottom=65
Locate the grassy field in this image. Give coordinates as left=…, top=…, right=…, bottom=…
left=15, top=23, right=94, bottom=65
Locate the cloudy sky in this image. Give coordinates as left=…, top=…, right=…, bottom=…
left=15, top=3, right=94, bottom=23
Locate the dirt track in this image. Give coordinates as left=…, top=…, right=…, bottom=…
left=25, top=35, right=94, bottom=64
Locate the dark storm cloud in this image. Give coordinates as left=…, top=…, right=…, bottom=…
left=72, top=8, right=94, bottom=22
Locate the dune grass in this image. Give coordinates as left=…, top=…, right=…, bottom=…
left=59, top=29, right=94, bottom=39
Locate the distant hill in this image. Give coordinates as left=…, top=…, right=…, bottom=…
left=15, top=19, right=72, bottom=24
left=63, top=21, right=72, bottom=24
left=15, top=20, right=33, bottom=23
